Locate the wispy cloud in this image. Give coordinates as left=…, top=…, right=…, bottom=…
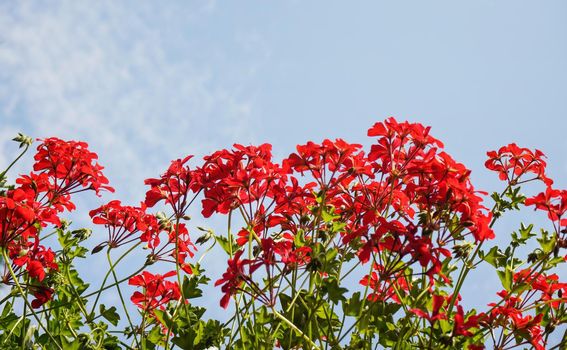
left=0, top=0, right=265, bottom=321
left=0, top=0, right=257, bottom=201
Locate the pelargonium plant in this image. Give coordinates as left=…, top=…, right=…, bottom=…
left=0, top=118, right=564, bottom=349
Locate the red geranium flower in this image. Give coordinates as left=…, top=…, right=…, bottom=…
left=129, top=270, right=181, bottom=312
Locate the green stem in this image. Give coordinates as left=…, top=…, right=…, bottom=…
left=106, top=249, right=140, bottom=349
left=62, top=258, right=90, bottom=321
left=0, top=144, right=29, bottom=180
left=272, top=307, right=320, bottom=350
left=35, top=264, right=146, bottom=318
left=446, top=243, right=482, bottom=315
left=2, top=250, right=63, bottom=349
left=20, top=278, right=28, bottom=350
left=447, top=185, right=512, bottom=315
left=0, top=291, right=15, bottom=306
left=89, top=242, right=141, bottom=315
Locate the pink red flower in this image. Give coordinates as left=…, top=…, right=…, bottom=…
left=485, top=289, right=547, bottom=350
left=144, top=155, right=196, bottom=214
left=525, top=187, right=567, bottom=227
left=129, top=270, right=181, bottom=312
left=360, top=263, right=411, bottom=304
left=215, top=250, right=263, bottom=308
left=34, top=137, right=114, bottom=195
left=409, top=294, right=447, bottom=324
left=31, top=286, right=54, bottom=309
left=485, top=143, right=552, bottom=186
left=89, top=200, right=156, bottom=249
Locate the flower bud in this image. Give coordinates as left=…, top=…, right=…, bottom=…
left=72, top=228, right=92, bottom=241
left=12, top=133, right=33, bottom=148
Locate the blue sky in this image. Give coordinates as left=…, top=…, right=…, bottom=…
left=0, top=0, right=566, bottom=336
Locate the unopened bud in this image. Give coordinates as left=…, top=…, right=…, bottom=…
left=145, top=254, right=157, bottom=265
left=156, top=211, right=171, bottom=229
left=452, top=241, right=474, bottom=259
left=527, top=252, right=539, bottom=264
left=72, top=228, right=92, bottom=241
left=52, top=272, right=66, bottom=285
left=12, top=133, right=33, bottom=148
left=59, top=219, right=70, bottom=230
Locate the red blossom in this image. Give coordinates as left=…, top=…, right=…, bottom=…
left=409, top=294, right=447, bottom=323
left=525, top=187, right=567, bottom=226
left=486, top=289, right=547, bottom=350
left=144, top=155, right=195, bottom=213
left=7, top=118, right=557, bottom=347
left=0, top=190, right=39, bottom=247
left=129, top=270, right=181, bottom=312
left=34, top=137, right=114, bottom=195
left=215, top=250, right=263, bottom=308
left=485, top=143, right=552, bottom=186
left=360, top=263, right=411, bottom=304
left=467, top=345, right=485, bottom=350
left=11, top=243, right=58, bottom=282
left=31, top=286, right=54, bottom=309
left=89, top=200, right=150, bottom=248
left=195, top=144, right=287, bottom=218
left=453, top=305, right=482, bottom=337
left=513, top=269, right=567, bottom=309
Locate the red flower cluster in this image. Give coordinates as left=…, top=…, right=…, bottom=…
left=197, top=143, right=287, bottom=219
left=215, top=250, right=262, bottom=309
left=34, top=137, right=114, bottom=196
left=1, top=120, right=563, bottom=349
left=481, top=143, right=567, bottom=247
left=89, top=200, right=155, bottom=249
left=360, top=263, right=411, bottom=304
left=485, top=143, right=552, bottom=186
left=513, top=269, right=567, bottom=310
left=485, top=290, right=545, bottom=350
left=525, top=187, right=567, bottom=228
left=1, top=138, right=113, bottom=308
left=409, top=293, right=481, bottom=337
left=478, top=269, right=566, bottom=350
left=144, top=155, right=197, bottom=215
left=204, top=118, right=497, bottom=307
left=129, top=271, right=181, bottom=313
left=91, top=202, right=196, bottom=272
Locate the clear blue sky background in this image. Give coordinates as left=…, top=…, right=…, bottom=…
left=0, top=0, right=565, bottom=338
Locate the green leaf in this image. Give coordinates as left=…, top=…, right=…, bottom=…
left=214, top=235, right=238, bottom=256
left=294, top=229, right=305, bottom=247
left=153, top=310, right=173, bottom=329
left=67, top=268, right=89, bottom=294
left=182, top=275, right=203, bottom=299
left=497, top=267, right=513, bottom=291
left=99, top=304, right=120, bottom=326
left=537, top=230, right=556, bottom=254
left=60, top=336, right=82, bottom=350
left=321, top=208, right=339, bottom=223
left=343, top=292, right=362, bottom=317
left=322, top=277, right=348, bottom=305
left=519, top=223, right=534, bottom=240
left=482, top=246, right=507, bottom=268
left=147, top=326, right=166, bottom=346
left=325, top=248, right=338, bottom=263
left=172, top=329, right=196, bottom=350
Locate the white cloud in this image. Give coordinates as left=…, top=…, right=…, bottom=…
left=0, top=0, right=265, bottom=320
left=0, top=0, right=256, bottom=201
